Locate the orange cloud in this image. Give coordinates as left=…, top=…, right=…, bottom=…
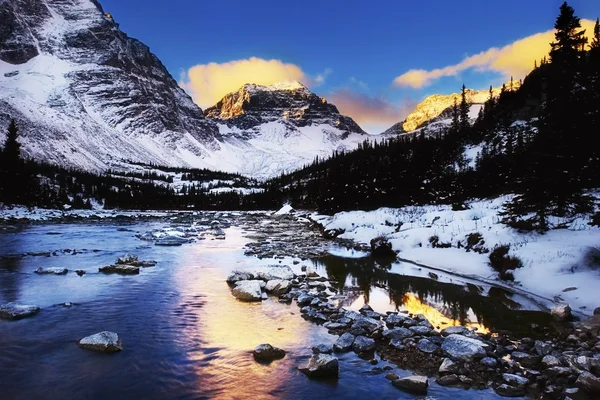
left=180, top=57, right=309, bottom=108
left=394, top=19, right=597, bottom=89
left=328, top=88, right=416, bottom=133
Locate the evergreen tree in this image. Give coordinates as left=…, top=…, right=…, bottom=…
left=459, top=84, right=471, bottom=134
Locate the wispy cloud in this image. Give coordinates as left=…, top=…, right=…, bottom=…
left=314, top=68, right=333, bottom=86
left=394, top=19, right=597, bottom=89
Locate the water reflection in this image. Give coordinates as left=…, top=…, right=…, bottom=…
left=312, top=254, right=556, bottom=336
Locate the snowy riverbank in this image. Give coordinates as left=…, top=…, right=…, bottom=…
left=313, top=195, right=600, bottom=314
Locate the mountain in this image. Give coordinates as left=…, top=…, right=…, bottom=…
left=0, top=0, right=370, bottom=179
left=0, top=0, right=223, bottom=171
left=382, top=81, right=522, bottom=134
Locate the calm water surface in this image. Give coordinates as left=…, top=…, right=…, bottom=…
left=0, top=221, right=510, bottom=399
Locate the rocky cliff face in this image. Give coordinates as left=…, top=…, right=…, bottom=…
left=205, top=81, right=366, bottom=134
left=0, top=0, right=218, bottom=171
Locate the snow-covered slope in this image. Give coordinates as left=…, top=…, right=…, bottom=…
left=0, top=0, right=221, bottom=171
left=382, top=81, right=522, bottom=134
left=0, top=0, right=372, bottom=179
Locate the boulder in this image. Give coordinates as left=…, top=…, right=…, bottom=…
left=99, top=264, right=139, bottom=275
left=439, top=358, right=459, bottom=374
left=441, top=325, right=469, bottom=336
left=333, top=332, right=355, bottom=352
left=78, top=331, right=123, bottom=353
left=437, top=374, right=460, bottom=386
left=550, top=302, right=571, bottom=320
left=75, top=270, right=86, bottom=276
left=409, top=326, right=432, bottom=336
left=385, top=313, right=408, bottom=328
left=542, top=355, right=562, bottom=368
left=253, top=344, right=285, bottom=361
left=502, top=373, right=529, bottom=387
left=352, top=336, right=376, bottom=353
left=0, top=303, right=40, bottom=320
left=480, top=357, right=498, bottom=368
left=231, top=280, right=263, bottom=302
left=351, top=315, right=383, bottom=334
left=297, top=294, right=314, bottom=306
left=417, top=339, right=439, bottom=354
left=298, top=354, right=339, bottom=379
left=155, top=236, right=187, bottom=246
left=441, top=334, right=488, bottom=361
left=34, top=267, right=68, bottom=275
left=534, top=340, right=552, bottom=356
left=391, top=375, right=428, bottom=394
left=511, top=351, right=540, bottom=368
left=312, top=344, right=333, bottom=354
left=264, top=279, right=291, bottom=295
left=594, top=307, right=600, bottom=316
left=255, top=265, right=294, bottom=281
left=582, top=315, right=600, bottom=336
left=226, top=270, right=255, bottom=283
left=495, top=384, right=526, bottom=397
left=576, top=372, right=600, bottom=395
left=383, top=327, right=414, bottom=341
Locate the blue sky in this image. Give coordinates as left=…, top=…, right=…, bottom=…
left=99, top=0, right=600, bottom=132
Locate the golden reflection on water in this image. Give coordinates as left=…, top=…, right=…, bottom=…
left=172, top=229, right=326, bottom=400
left=351, top=289, right=489, bottom=334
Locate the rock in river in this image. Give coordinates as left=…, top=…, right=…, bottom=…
left=0, top=303, right=40, bottom=320
left=231, top=280, right=263, bottom=302
left=78, top=331, right=123, bottom=353
left=99, top=265, right=140, bottom=275
left=253, top=344, right=285, bottom=361
left=391, top=375, right=428, bottom=394
left=441, top=334, right=488, bottom=361
left=550, top=302, right=571, bottom=320
left=333, top=332, right=355, bottom=352
left=34, top=267, right=68, bottom=275
left=352, top=336, right=376, bottom=353
left=155, top=236, right=187, bottom=246
left=298, top=354, right=339, bottom=379
left=264, top=279, right=291, bottom=295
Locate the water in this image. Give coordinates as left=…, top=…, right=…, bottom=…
left=0, top=221, right=510, bottom=399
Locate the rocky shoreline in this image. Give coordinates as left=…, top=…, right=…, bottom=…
left=228, top=265, right=600, bottom=399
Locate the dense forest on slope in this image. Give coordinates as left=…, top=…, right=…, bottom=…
left=1, top=3, right=599, bottom=232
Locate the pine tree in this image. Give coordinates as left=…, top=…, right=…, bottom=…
left=459, top=84, right=471, bottom=134
left=450, top=98, right=460, bottom=134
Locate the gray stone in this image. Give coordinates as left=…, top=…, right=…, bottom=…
left=594, top=307, right=600, bottom=316
left=534, top=340, right=552, bottom=356
left=34, top=267, right=68, bottom=275
left=351, top=315, right=383, bottom=333
left=298, top=354, right=339, bottom=379
left=389, top=339, right=405, bottom=350
left=409, top=325, right=432, bottom=336
left=78, top=331, right=123, bottom=353
left=576, top=372, right=600, bottom=394
left=441, top=326, right=469, bottom=336
left=439, top=358, right=459, bottom=374
left=312, top=344, right=333, bottom=354
left=333, top=332, right=355, bottom=352
left=541, top=355, right=562, bottom=368
left=99, top=264, right=139, bottom=275
left=437, top=374, right=460, bottom=386
left=495, top=384, right=525, bottom=397
left=226, top=270, right=255, bottom=283
left=480, top=357, right=498, bottom=368
left=383, top=327, right=414, bottom=341
left=352, top=336, right=376, bottom=353
left=264, top=279, right=291, bottom=295
left=417, top=339, right=439, bottom=354
left=441, top=334, right=488, bottom=361
left=0, top=303, right=40, bottom=320
left=503, top=373, right=529, bottom=387
left=550, top=302, right=571, bottom=320
left=155, top=236, right=187, bottom=246
left=323, top=322, right=348, bottom=330
left=231, top=280, right=263, bottom=302
left=511, top=351, right=540, bottom=368
left=391, top=375, right=428, bottom=394
left=116, top=254, right=138, bottom=265
left=385, top=313, right=407, bottom=328
left=385, top=373, right=399, bottom=381
left=253, top=344, right=285, bottom=361
left=297, top=294, right=314, bottom=306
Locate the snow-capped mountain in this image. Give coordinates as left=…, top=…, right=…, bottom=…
left=382, top=81, right=522, bottom=134
left=202, top=82, right=369, bottom=178
left=0, top=0, right=370, bottom=179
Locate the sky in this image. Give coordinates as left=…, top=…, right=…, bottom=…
left=99, top=0, right=599, bottom=133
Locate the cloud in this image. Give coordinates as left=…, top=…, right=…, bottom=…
left=328, top=88, right=416, bottom=133
left=180, top=57, right=309, bottom=108
left=314, top=68, right=333, bottom=86
left=394, top=19, right=597, bottom=89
